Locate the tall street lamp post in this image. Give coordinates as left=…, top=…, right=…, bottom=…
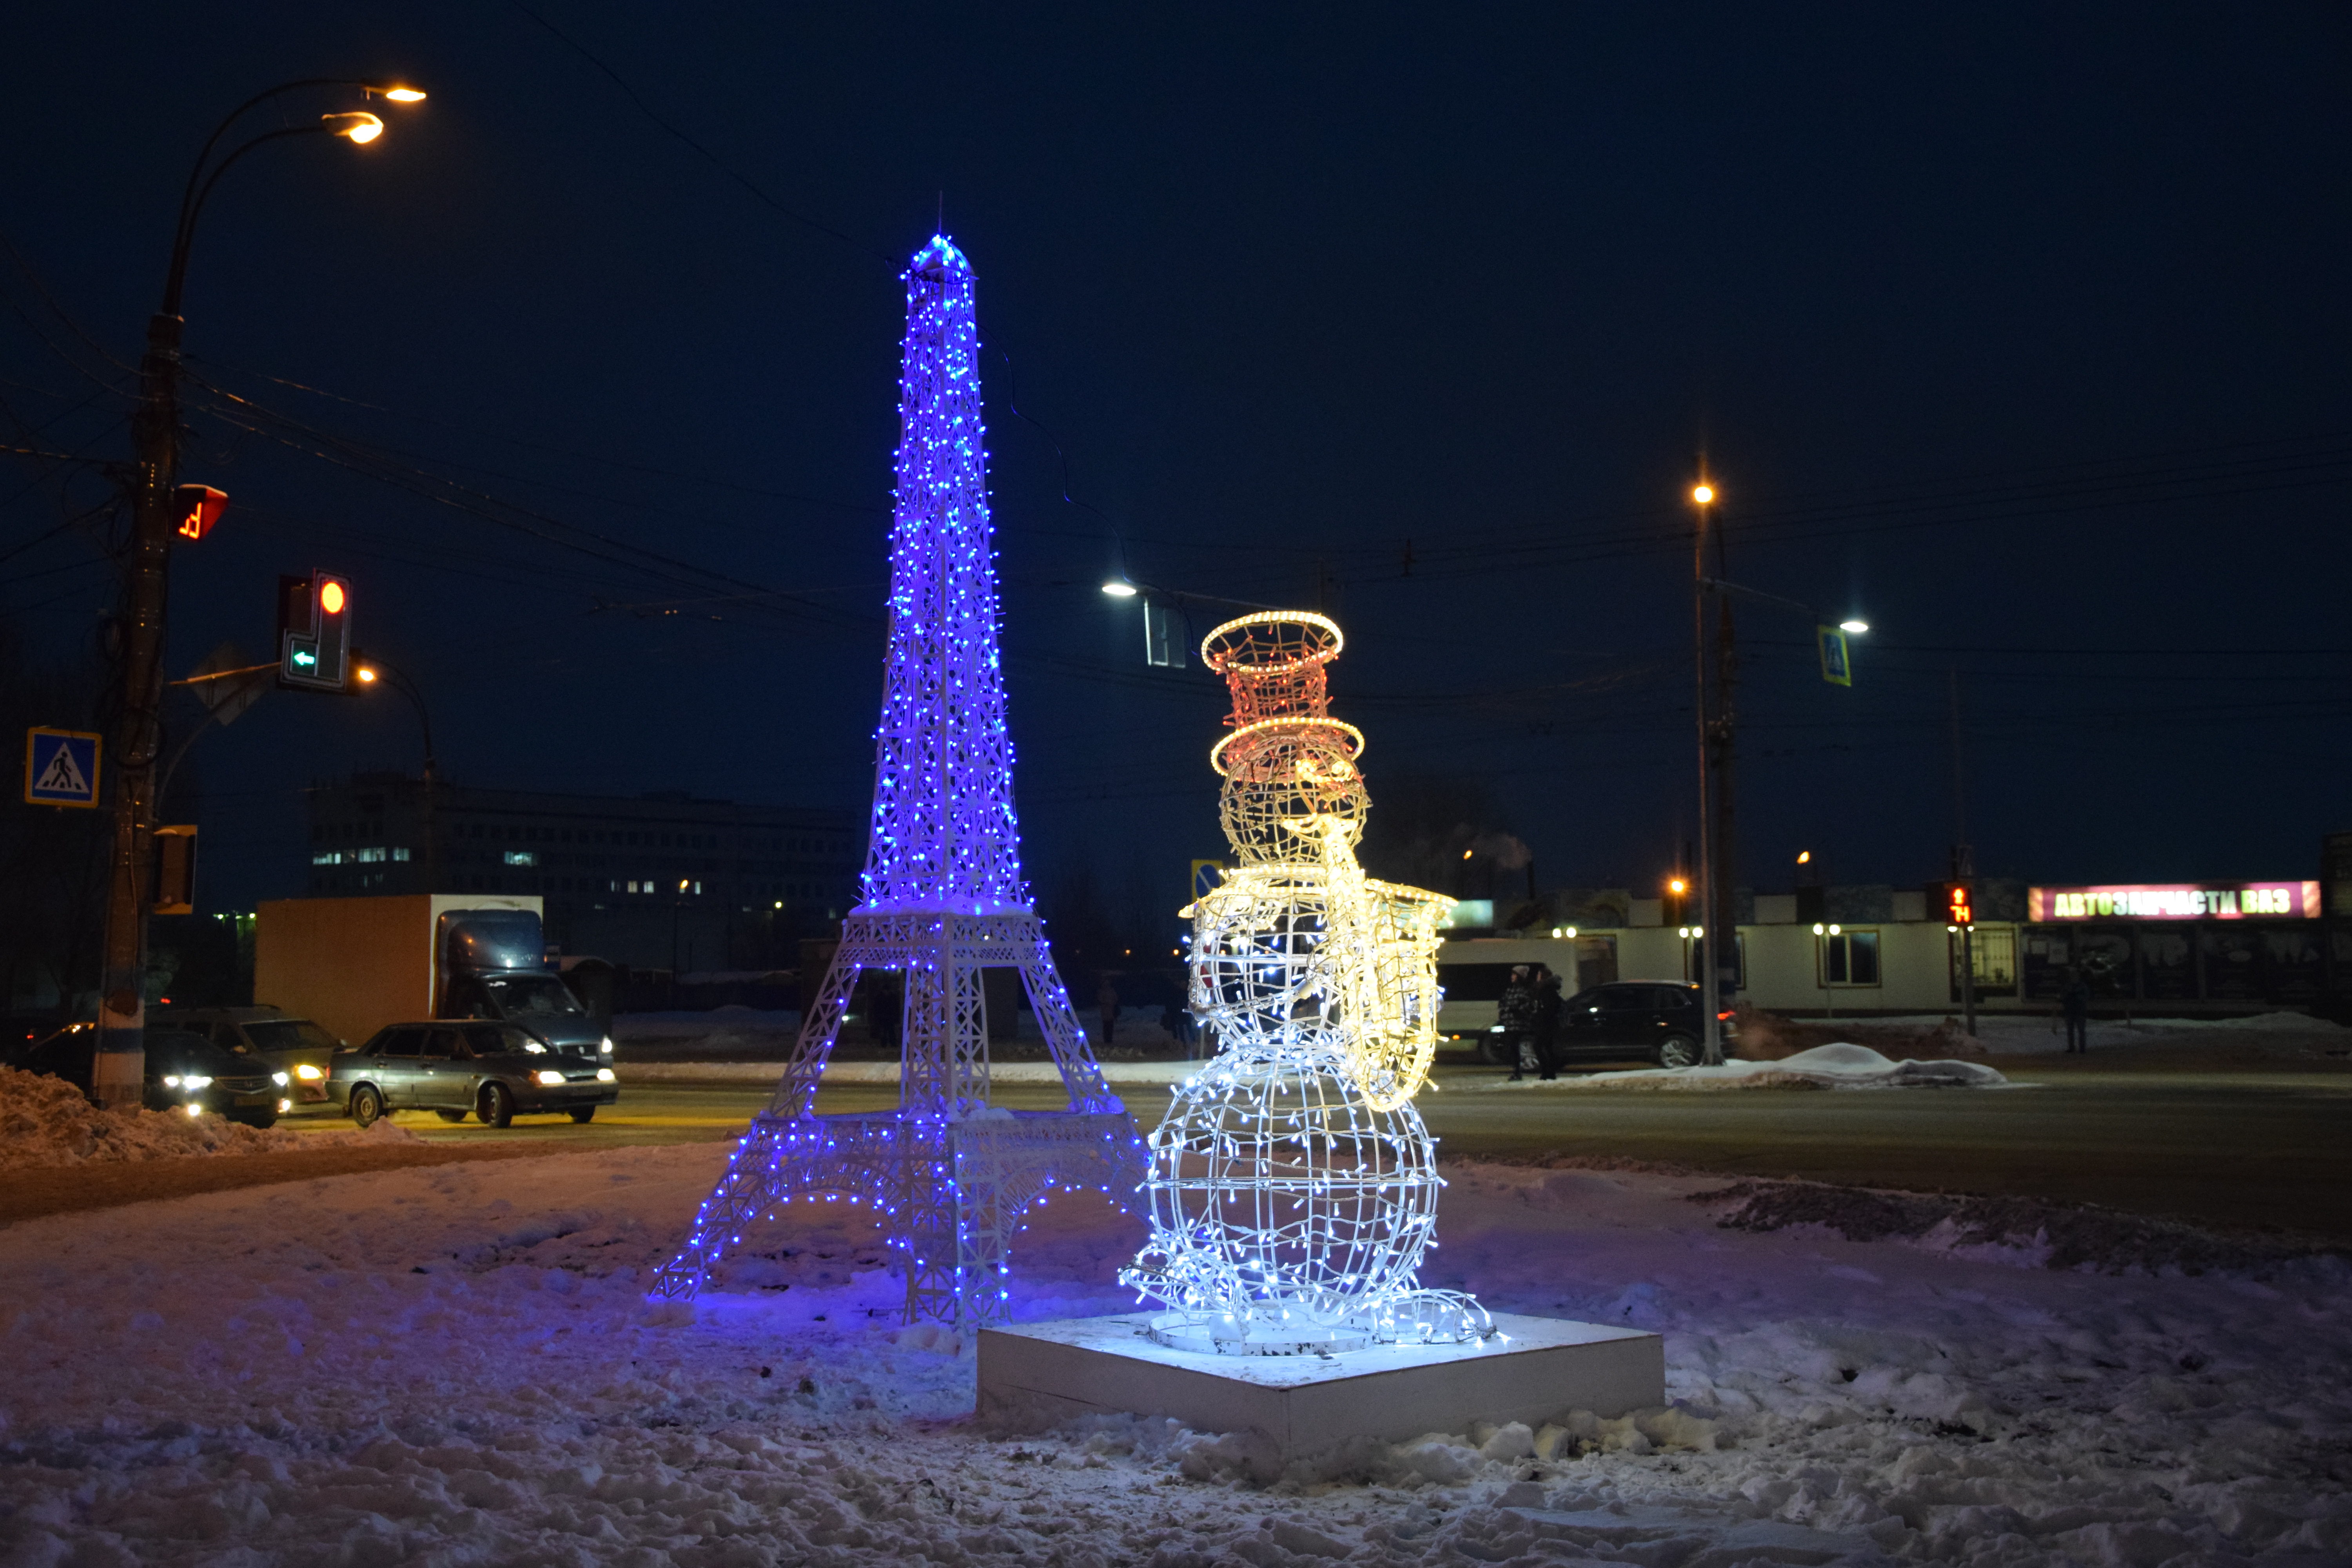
left=93, top=79, right=425, bottom=1109
left=1688, top=481, right=1725, bottom=1065
left=354, top=656, right=439, bottom=894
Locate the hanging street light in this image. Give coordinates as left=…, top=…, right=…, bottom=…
left=91, top=78, right=428, bottom=1110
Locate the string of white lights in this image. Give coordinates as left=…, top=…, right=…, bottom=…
left=1121, top=612, right=1491, bottom=1353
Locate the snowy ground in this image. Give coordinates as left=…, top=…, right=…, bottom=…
left=4, top=1143, right=2349, bottom=1566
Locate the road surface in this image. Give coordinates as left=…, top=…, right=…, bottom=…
left=262, top=1051, right=2352, bottom=1241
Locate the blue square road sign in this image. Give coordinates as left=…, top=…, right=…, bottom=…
left=25, top=728, right=101, bottom=808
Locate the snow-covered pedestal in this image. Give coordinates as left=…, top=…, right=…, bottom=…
left=979, top=1312, right=1661, bottom=1470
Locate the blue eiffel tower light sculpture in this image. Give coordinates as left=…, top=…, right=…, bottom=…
left=656, top=236, right=1145, bottom=1323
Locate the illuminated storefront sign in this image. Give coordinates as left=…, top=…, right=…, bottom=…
left=2028, top=882, right=2320, bottom=921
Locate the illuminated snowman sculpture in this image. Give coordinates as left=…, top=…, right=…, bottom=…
left=1121, top=612, right=1494, bottom=1354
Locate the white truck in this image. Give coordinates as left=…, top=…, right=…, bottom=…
left=252, top=894, right=612, bottom=1059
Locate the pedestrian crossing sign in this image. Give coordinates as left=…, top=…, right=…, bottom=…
left=24, top=728, right=100, bottom=808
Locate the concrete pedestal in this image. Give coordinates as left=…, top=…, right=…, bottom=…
left=978, top=1312, right=1661, bottom=1470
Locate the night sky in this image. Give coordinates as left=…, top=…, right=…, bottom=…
left=4, top=5, right=2348, bottom=934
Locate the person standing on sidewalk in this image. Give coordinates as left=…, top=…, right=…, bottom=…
left=1496, top=964, right=1536, bottom=1080
left=2061, top=969, right=2092, bottom=1055
left=1532, top=964, right=1564, bottom=1081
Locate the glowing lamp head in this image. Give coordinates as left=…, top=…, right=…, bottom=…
left=1690, top=483, right=1716, bottom=506
left=380, top=87, right=427, bottom=102
left=355, top=664, right=378, bottom=684
left=1796, top=850, right=1811, bottom=864
left=322, top=112, right=384, bottom=143
left=1838, top=619, right=1869, bottom=635
left=1668, top=877, right=1687, bottom=895
left=1100, top=581, right=1138, bottom=597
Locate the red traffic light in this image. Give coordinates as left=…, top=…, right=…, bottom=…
left=319, top=579, right=346, bottom=615
left=174, top=485, right=228, bottom=541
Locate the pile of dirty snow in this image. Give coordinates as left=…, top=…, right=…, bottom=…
left=1700, top=1177, right=2337, bottom=1275
left=1501, top=1043, right=2009, bottom=1092
left=3, top=1145, right=2350, bottom=1565
left=0, top=1066, right=415, bottom=1169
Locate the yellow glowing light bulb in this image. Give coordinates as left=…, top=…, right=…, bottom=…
left=1691, top=483, right=1715, bottom=505
left=382, top=87, right=427, bottom=102
left=323, top=112, right=385, bottom=143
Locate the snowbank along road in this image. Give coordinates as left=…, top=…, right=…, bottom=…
left=3, top=1141, right=2348, bottom=1565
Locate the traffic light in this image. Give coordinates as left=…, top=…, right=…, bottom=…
left=173, top=485, right=228, bottom=541
left=278, top=569, right=353, bottom=691
left=152, top=825, right=198, bottom=914
left=1945, top=882, right=1974, bottom=926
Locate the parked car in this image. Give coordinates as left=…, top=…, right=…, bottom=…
left=4, top=1022, right=291, bottom=1126
left=1465, top=980, right=1739, bottom=1067
left=331, top=1020, right=617, bottom=1129
left=1545, top=981, right=1737, bottom=1068
left=156, top=1006, right=343, bottom=1111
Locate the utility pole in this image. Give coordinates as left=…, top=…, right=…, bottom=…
left=91, top=305, right=184, bottom=1108
left=1948, top=669, right=1977, bottom=1038
left=1712, top=579, right=1740, bottom=1025
left=1689, top=480, right=1723, bottom=1064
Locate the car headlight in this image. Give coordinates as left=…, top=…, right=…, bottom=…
left=294, top=1063, right=325, bottom=1081
left=595, top=1067, right=615, bottom=1083
left=272, top=1071, right=290, bottom=1087
left=163, top=1074, right=212, bottom=1090
left=277, top=1098, right=292, bottom=1113
left=600, top=1036, right=614, bottom=1054
left=184, top=1103, right=204, bottom=1119
left=534, top=1069, right=566, bottom=1086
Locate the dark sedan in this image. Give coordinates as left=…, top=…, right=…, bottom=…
left=6, top=1023, right=290, bottom=1126
left=156, top=1006, right=343, bottom=1111
left=332, top=1021, right=617, bottom=1128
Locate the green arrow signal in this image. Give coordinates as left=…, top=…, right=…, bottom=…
left=293, top=649, right=316, bottom=668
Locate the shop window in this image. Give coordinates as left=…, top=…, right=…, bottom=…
left=1823, top=929, right=1880, bottom=986
left=1950, top=925, right=2018, bottom=1000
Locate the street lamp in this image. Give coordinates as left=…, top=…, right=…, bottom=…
left=1687, top=478, right=1725, bottom=1065
left=1812, top=922, right=1842, bottom=1021
left=1098, top=575, right=1276, bottom=668
left=92, top=78, right=426, bottom=1109
left=353, top=655, right=439, bottom=894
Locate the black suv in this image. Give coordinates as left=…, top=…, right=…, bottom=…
left=6, top=1023, right=289, bottom=1126
left=1554, top=981, right=1735, bottom=1068
left=332, top=1021, right=617, bottom=1128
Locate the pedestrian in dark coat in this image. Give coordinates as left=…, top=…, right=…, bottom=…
left=2061, top=971, right=2092, bottom=1055
left=1532, top=965, right=1564, bottom=1081
left=1496, top=964, right=1536, bottom=1080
